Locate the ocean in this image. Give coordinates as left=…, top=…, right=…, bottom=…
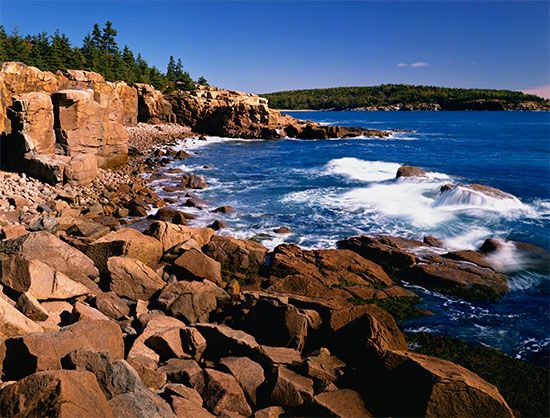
left=152, top=110, right=550, bottom=363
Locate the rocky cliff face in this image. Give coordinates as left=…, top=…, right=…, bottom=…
left=0, top=62, right=388, bottom=185
left=0, top=62, right=137, bottom=185
left=141, top=85, right=389, bottom=139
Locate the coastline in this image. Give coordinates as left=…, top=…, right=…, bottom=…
left=0, top=61, right=546, bottom=417
left=0, top=124, right=547, bottom=416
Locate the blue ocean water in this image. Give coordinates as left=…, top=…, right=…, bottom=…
left=153, top=111, right=550, bottom=362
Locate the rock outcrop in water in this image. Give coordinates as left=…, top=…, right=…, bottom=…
left=143, top=85, right=390, bottom=139
left=338, top=235, right=509, bottom=301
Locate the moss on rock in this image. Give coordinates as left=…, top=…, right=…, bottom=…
left=407, top=332, right=549, bottom=418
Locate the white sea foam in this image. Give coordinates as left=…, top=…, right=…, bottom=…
left=336, top=182, right=451, bottom=227
left=484, top=238, right=530, bottom=273
left=432, top=185, right=528, bottom=213
left=443, top=227, right=493, bottom=250
left=324, top=158, right=402, bottom=182
left=172, top=136, right=263, bottom=151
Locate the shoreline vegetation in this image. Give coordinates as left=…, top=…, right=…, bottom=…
left=262, top=85, right=550, bottom=111
left=0, top=24, right=547, bottom=418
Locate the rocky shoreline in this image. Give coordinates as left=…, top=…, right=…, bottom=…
left=0, top=62, right=547, bottom=417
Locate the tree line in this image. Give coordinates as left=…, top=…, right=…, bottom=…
left=261, top=84, right=546, bottom=110
left=0, top=21, right=208, bottom=91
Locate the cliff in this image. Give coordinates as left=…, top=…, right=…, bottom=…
left=0, top=62, right=137, bottom=185
left=0, top=62, right=388, bottom=186
left=140, top=84, right=389, bottom=139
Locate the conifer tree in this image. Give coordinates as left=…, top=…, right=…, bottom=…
left=197, top=75, right=209, bottom=86
left=27, top=32, right=50, bottom=69
left=50, top=30, right=72, bottom=71
left=0, top=22, right=200, bottom=92
left=0, top=26, right=8, bottom=63
left=101, top=21, right=118, bottom=54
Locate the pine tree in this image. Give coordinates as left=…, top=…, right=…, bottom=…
left=101, top=21, right=118, bottom=54
left=135, top=53, right=150, bottom=83
left=91, top=23, right=102, bottom=49
left=0, top=26, right=8, bottom=63
left=121, top=45, right=136, bottom=83
left=197, top=75, right=209, bottom=86
left=27, top=32, right=50, bottom=69
left=166, top=55, right=177, bottom=81
left=81, top=34, right=100, bottom=72
left=6, top=28, right=31, bottom=63
left=49, top=30, right=72, bottom=71
left=0, top=22, right=201, bottom=92
left=175, top=58, right=184, bottom=79
left=176, top=71, right=195, bottom=91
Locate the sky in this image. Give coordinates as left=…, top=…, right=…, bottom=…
left=1, top=0, right=549, bottom=97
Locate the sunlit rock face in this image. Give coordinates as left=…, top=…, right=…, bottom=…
left=0, top=62, right=137, bottom=183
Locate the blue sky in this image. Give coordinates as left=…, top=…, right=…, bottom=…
left=1, top=0, right=549, bottom=96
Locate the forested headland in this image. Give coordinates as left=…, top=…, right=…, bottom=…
left=261, top=85, right=548, bottom=110
left=0, top=21, right=208, bottom=91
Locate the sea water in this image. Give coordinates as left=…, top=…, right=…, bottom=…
left=152, top=111, right=550, bottom=363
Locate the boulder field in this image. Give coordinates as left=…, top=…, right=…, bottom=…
left=0, top=223, right=516, bottom=417
left=0, top=137, right=530, bottom=416
left=0, top=146, right=537, bottom=416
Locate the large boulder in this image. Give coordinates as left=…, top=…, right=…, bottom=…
left=157, top=280, right=230, bottom=323
left=0, top=63, right=133, bottom=181
left=327, top=303, right=408, bottom=364
left=270, top=366, right=314, bottom=409
left=7, top=92, right=55, bottom=155
left=240, top=297, right=308, bottom=350
left=85, top=228, right=163, bottom=273
left=194, top=323, right=259, bottom=360
left=94, top=291, right=131, bottom=320
left=269, top=244, right=394, bottom=291
left=136, top=83, right=175, bottom=123
left=173, top=249, right=222, bottom=284
left=0, top=294, right=43, bottom=337
left=107, top=256, right=165, bottom=300
left=0, top=231, right=99, bottom=285
left=63, top=349, right=175, bottom=418
left=407, top=258, right=508, bottom=301
left=21, top=153, right=70, bottom=185
left=396, top=165, right=426, bottom=178
left=302, top=348, right=346, bottom=386
left=52, top=89, right=101, bottom=155
left=64, top=152, right=98, bottom=185
left=144, top=221, right=214, bottom=253
left=127, top=314, right=187, bottom=387
left=0, top=370, right=114, bottom=418
left=312, top=389, right=373, bottom=417
left=52, top=87, right=128, bottom=169
left=0, top=253, right=90, bottom=300
left=3, top=319, right=124, bottom=380
left=219, top=356, right=265, bottom=406
left=203, top=235, right=268, bottom=282
left=337, top=235, right=423, bottom=270
left=199, top=368, right=252, bottom=416
left=371, top=350, right=514, bottom=418
left=0, top=62, right=66, bottom=133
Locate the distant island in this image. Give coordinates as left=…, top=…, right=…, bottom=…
left=261, top=85, right=550, bottom=111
